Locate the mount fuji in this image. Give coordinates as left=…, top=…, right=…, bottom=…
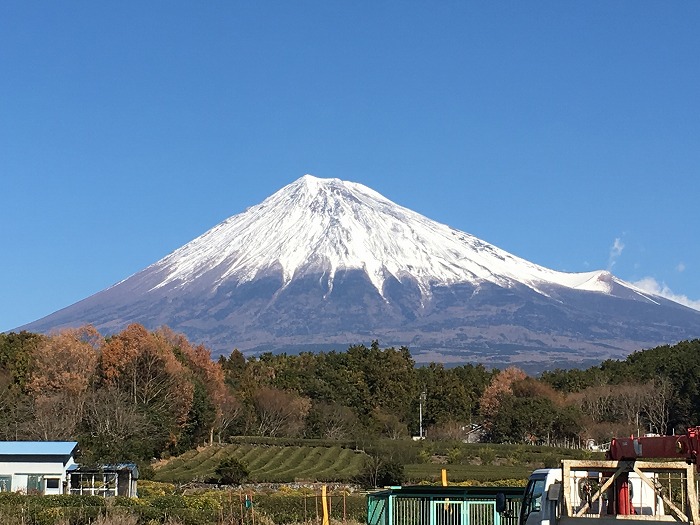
left=18, top=175, right=700, bottom=370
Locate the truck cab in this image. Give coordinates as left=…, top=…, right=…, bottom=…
left=520, top=468, right=561, bottom=525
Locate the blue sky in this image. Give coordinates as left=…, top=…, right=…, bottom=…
left=2, top=2, right=699, bottom=332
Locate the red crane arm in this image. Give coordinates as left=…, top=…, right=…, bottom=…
left=607, top=427, right=700, bottom=468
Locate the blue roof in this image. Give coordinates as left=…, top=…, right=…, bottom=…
left=72, top=463, right=139, bottom=478
left=0, top=441, right=78, bottom=456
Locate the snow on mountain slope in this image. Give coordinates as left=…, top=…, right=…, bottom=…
left=143, top=175, right=653, bottom=303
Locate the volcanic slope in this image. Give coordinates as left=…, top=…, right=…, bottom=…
left=19, top=175, right=700, bottom=369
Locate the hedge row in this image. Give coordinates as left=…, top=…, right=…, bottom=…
left=0, top=491, right=367, bottom=525
left=227, top=436, right=358, bottom=449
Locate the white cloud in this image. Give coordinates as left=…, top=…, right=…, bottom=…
left=608, top=238, right=625, bottom=270
left=677, top=262, right=686, bottom=273
left=632, top=277, right=700, bottom=311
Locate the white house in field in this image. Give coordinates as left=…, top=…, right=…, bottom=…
left=0, top=441, right=78, bottom=494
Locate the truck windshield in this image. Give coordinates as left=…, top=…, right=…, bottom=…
left=523, top=478, right=546, bottom=515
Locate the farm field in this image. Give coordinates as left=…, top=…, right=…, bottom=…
left=153, top=443, right=368, bottom=483
left=152, top=440, right=599, bottom=485
left=405, top=463, right=533, bottom=484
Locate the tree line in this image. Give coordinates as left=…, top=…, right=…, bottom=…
left=1, top=324, right=698, bottom=466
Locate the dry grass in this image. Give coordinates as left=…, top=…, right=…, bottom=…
left=92, top=514, right=140, bottom=525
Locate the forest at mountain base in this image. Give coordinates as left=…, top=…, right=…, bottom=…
left=1, top=325, right=697, bottom=470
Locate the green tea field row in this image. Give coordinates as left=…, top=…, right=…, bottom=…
left=153, top=444, right=368, bottom=483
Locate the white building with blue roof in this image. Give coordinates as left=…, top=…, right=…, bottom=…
left=0, top=441, right=78, bottom=495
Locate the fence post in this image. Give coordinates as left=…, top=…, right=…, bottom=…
left=322, top=485, right=330, bottom=525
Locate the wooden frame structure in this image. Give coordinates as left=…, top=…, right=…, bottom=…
left=560, top=460, right=699, bottom=525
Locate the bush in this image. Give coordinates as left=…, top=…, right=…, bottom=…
left=362, top=439, right=422, bottom=464
left=355, top=455, right=405, bottom=488
left=149, top=494, right=187, bottom=509
left=184, top=493, right=222, bottom=511
left=212, top=457, right=249, bottom=485
left=255, top=493, right=366, bottom=524
left=479, top=446, right=496, bottom=464
left=417, top=447, right=433, bottom=464
left=542, top=453, right=562, bottom=468
left=135, top=480, right=177, bottom=498
left=447, top=447, right=463, bottom=464
left=376, top=460, right=405, bottom=487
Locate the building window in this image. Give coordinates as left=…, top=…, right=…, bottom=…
left=45, top=478, right=60, bottom=490
left=0, top=476, right=11, bottom=492
left=27, top=475, right=42, bottom=494
left=69, top=472, right=118, bottom=497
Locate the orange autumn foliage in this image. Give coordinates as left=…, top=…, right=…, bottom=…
left=100, top=324, right=193, bottom=428
left=479, top=366, right=527, bottom=424
left=28, top=325, right=102, bottom=397
left=158, top=328, right=246, bottom=443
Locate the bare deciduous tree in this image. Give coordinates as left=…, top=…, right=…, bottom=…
left=613, top=383, right=649, bottom=427
left=213, top=393, right=243, bottom=443
left=83, top=387, right=150, bottom=445
left=253, top=386, right=311, bottom=437
left=575, top=384, right=615, bottom=423
left=30, top=392, right=84, bottom=441
left=315, top=402, right=358, bottom=440
left=643, top=378, right=672, bottom=435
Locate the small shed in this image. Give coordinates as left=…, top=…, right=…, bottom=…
left=67, top=463, right=139, bottom=497
left=367, top=485, right=524, bottom=525
left=0, top=441, right=78, bottom=495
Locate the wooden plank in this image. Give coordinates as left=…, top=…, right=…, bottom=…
left=683, top=464, right=699, bottom=525
left=563, top=460, right=691, bottom=471
left=563, top=460, right=573, bottom=518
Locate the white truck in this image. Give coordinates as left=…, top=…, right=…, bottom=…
left=518, top=430, right=700, bottom=525
left=519, top=461, right=679, bottom=525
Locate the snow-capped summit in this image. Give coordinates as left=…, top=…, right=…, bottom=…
left=19, top=175, right=700, bottom=370
left=144, top=174, right=646, bottom=300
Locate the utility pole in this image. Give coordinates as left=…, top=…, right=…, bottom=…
left=419, top=391, right=426, bottom=439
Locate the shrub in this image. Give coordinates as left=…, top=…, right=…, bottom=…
left=355, top=455, right=405, bottom=488
left=135, top=480, right=177, bottom=498
left=479, top=446, right=496, bottom=464
left=447, top=447, right=463, bottom=464
left=149, top=494, right=188, bottom=509
left=212, top=457, right=249, bottom=485
left=542, top=453, right=561, bottom=469
left=184, top=494, right=222, bottom=511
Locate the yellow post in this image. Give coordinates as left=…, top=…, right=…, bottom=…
left=442, top=468, right=450, bottom=511
left=321, top=485, right=330, bottom=525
